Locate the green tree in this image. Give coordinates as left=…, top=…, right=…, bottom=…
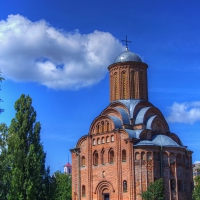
left=141, top=178, right=164, bottom=200
left=193, top=172, right=200, bottom=200
left=0, top=123, right=10, bottom=199
left=7, top=94, right=48, bottom=200
left=52, top=171, right=72, bottom=200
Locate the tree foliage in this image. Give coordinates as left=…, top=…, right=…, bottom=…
left=141, top=178, right=164, bottom=200
left=0, top=94, right=72, bottom=200
left=7, top=94, right=47, bottom=200
left=51, top=171, right=72, bottom=200
left=193, top=173, right=200, bottom=200
left=0, top=123, right=10, bottom=200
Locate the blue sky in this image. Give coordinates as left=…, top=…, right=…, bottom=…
left=1, top=0, right=200, bottom=172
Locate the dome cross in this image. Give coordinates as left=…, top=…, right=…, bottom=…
left=122, top=35, right=131, bottom=50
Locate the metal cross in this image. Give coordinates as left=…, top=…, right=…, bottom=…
left=122, top=35, right=131, bottom=49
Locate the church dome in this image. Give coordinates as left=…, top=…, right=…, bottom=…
left=114, top=48, right=142, bottom=63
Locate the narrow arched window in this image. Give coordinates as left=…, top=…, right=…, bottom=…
left=147, top=152, right=152, bottom=161
left=101, top=121, right=104, bottom=132
left=93, top=139, right=96, bottom=146
left=141, top=152, right=145, bottom=160
left=139, top=71, right=143, bottom=99
left=131, top=71, right=135, bottom=99
left=122, top=71, right=126, bottom=99
left=97, top=138, right=100, bottom=145
left=101, top=149, right=105, bottom=164
left=102, top=137, right=105, bottom=144
left=106, top=136, right=109, bottom=143
left=109, top=149, right=114, bottom=163
left=171, top=179, right=176, bottom=191
left=111, top=135, right=114, bottom=142
left=123, top=180, right=127, bottom=192
left=97, top=124, right=100, bottom=133
left=94, top=151, right=98, bottom=166
left=122, top=150, right=126, bottom=162
left=82, top=156, right=85, bottom=167
left=82, top=185, right=86, bottom=196
left=106, top=122, right=110, bottom=132
left=135, top=152, right=140, bottom=160
left=114, top=73, right=118, bottom=99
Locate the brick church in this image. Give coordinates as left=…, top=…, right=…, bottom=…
left=70, top=40, right=193, bottom=200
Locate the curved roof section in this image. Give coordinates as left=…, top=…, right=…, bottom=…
left=115, top=108, right=130, bottom=125
left=134, top=134, right=183, bottom=148
left=114, top=49, right=142, bottom=63
left=134, top=140, right=157, bottom=146
left=108, top=115, right=122, bottom=129
left=125, top=129, right=142, bottom=139
left=152, top=134, right=180, bottom=147
left=135, top=107, right=151, bottom=124
left=146, top=115, right=157, bottom=129
left=111, top=99, right=148, bottom=119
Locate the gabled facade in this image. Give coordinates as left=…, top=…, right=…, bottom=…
left=70, top=48, right=193, bottom=200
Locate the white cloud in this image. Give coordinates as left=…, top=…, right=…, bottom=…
left=194, top=161, right=200, bottom=164
left=167, top=101, right=200, bottom=124
left=0, top=14, right=124, bottom=89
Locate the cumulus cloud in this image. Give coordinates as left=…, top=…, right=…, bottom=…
left=194, top=161, right=200, bottom=164
left=167, top=101, right=200, bottom=124
left=0, top=14, right=124, bottom=89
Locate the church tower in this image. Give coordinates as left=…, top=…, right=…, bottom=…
left=70, top=38, right=193, bottom=200
left=64, top=162, right=72, bottom=175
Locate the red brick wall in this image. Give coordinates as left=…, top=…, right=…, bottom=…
left=72, top=130, right=193, bottom=200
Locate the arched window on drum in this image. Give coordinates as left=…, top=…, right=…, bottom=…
left=93, top=151, right=98, bottom=166
left=122, top=150, right=126, bottom=162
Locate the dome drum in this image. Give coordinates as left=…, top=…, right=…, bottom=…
left=108, top=62, right=148, bottom=102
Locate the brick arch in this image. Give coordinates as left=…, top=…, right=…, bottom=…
left=141, top=151, right=146, bottom=160
left=101, top=107, right=125, bottom=123
left=109, top=101, right=129, bottom=113
left=135, top=152, right=140, bottom=160
left=150, top=117, right=169, bottom=134
left=132, top=101, right=153, bottom=120
left=89, top=115, right=114, bottom=135
left=94, top=180, right=115, bottom=196
left=76, top=135, right=87, bottom=148
left=147, top=151, right=152, bottom=161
